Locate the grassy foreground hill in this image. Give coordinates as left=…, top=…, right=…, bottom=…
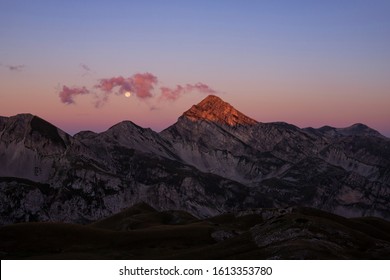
left=1, top=203, right=390, bottom=260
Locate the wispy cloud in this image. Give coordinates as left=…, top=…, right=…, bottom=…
left=6, top=64, right=25, bottom=71
left=59, top=86, right=90, bottom=104
left=58, top=72, right=217, bottom=107
left=160, top=83, right=217, bottom=101
left=80, top=63, right=92, bottom=77
left=80, top=63, right=91, bottom=72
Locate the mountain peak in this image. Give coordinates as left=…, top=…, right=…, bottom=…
left=339, top=123, right=384, bottom=137
left=182, top=95, right=258, bottom=126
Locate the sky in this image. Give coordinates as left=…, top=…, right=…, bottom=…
left=1, top=0, right=389, bottom=136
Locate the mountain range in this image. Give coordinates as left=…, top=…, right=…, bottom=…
left=1, top=95, right=390, bottom=259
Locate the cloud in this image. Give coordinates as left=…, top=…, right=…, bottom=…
left=95, top=73, right=158, bottom=101
left=131, top=73, right=158, bottom=99
left=80, top=64, right=91, bottom=72
left=95, top=76, right=126, bottom=92
left=93, top=91, right=111, bottom=108
left=160, top=82, right=217, bottom=101
left=58, top=72, right=217, bottom=107
left=59, top=86, right=90, bottom=104
left=80, top=63, right=92, bottom=77
left=6, top=64, right=25, bottom=71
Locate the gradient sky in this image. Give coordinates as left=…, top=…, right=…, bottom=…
left=1, top=0, right=389, bottom=136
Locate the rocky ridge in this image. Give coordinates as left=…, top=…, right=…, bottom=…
left=0, top=95, right=389, bottom=225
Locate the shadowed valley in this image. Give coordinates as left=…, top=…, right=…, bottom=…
left=2, top=203, right=390, bottom=260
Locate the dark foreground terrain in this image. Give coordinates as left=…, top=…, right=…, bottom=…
left=1, top=203, right=390, bottom=260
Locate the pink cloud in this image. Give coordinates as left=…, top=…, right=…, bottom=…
left=131, top=73, right=158, bottom=99
left=95, top=76, right=126, bottom=92
left=94, top=73, right=158, bottom=102
left=160, top=85, right=185, bottom=101
left=187, top=83, right=217, bottom=94
left=59, top=86, right=90, bottom=104
left=159, top=82, right=216, bottom=101
left=58, top=72, right=217, bottom=107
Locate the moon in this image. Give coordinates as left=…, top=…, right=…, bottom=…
left=124, top=91, right=131, bottom=98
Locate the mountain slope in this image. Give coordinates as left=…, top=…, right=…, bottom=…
left=182, top=95, right=258, bottom=126
left=1, top=95, right=390, bottom=227
left=75, top=120, right=179, bottom=161
left=0, top=114, right=268, bottom=224
left=0, top=114, right=72, bottom=181
left=1, top=204, right=390, bottom=260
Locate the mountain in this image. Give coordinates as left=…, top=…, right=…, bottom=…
left=1, top=203, right=390, bottom=259
left=161, top=96, right=321, bottom=183
left=0, top=114, right=72, bottom=181
left=1, top=95, right=390, bottom=228
left=162, top=96, right=390, bottom=219
left=182, top=95, right=258, bottom=126
left=305, top=123, right=385, bottom=138
left=0, top=112, right=255, bottom=223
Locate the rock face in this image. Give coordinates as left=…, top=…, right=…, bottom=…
left=183, top=95, right=258, bottom=126
left=0, top=95, right=390, bottom=225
